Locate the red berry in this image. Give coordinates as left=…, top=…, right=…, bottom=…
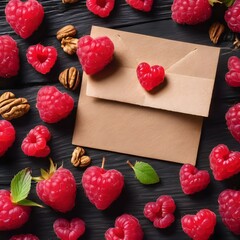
left=21, top=125, right=51, bottom=157
left=179, top=164, right=210, bottom=194
left=126, top=0, right=153, bottom=12
left=53, top=218, right=86, bottom=240
left=209, top=144, right=240, bottom=181
left=10, top=234, right=39, bottom=240
left=36, top=86, right=74, bottom=123
left=136, top=62, right=165, bottom=91
left=82, top=158, right=124, bottom=210
left=0, top=190, right=31, bottom=231
left=105, top=214, right=144, bottom=240
left=224, top=0, right=240, bottom=33
left=0, top=35, right=19, bottom=78
left=86, top=0, right=115, bottom=18
left=5, top=0, right=44, bottom=39
left=143, top=195, right=176, bottom=229
left=0, top=120, right=16, bottom=157
left=171, top=0, right=212, bottom=25
left=181, top=209, right=216, bottom=240
left=218, top=189, right=240, bottom=235
left=35, top=160, right=76, bottom=213
left=225, top=56, right=240, bottom=87
left=226, top=103, right=240, bottom=142
left=77, top=35, right=114, bottom=75
left=26, top=44, right=58, bottom=74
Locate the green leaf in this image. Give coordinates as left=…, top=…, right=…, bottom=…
left=11, top=169, right=32, bottom=203
left=128, top=161, right=160, bottom=185
left=17, top=199, right=44, bottom=208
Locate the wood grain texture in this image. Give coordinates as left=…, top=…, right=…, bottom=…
left=0, top=0, right=240, bottom=239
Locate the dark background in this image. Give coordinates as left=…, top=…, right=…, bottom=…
left=0, top=0, right=240, bottom=239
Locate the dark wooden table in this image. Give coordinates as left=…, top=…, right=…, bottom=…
left=0, top=0, right=240, bottom=239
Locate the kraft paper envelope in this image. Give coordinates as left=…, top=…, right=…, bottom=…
left=72, top=26, right=220, bottom=165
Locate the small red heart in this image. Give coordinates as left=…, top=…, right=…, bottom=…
left=136, top=62, right=165, bottom=91
left=53, top=218, right=85, bottom=240
left=126, top=0, right=153, bottom=12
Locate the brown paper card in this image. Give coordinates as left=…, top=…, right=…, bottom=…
left=86, top=26, right=220, bottom=117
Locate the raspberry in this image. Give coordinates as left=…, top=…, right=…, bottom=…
left=10, top=234, right=39, bottom=240
left=209, top=144, right=240, bottom=181
left=136, top=62, right=165, bottom=91
left=126, top=0, right=153, bottom=12
left=26, top=44, right=58, bottom=74
left=0, top=120, right=16, bottom=157
left=77, top=35, right=114, bottom=75
left=35, top=160, right=77, bottom=213
left=21, top=125, right=51, bottom=157
left=143, top=195, right=176, bottom=228
left=181, top=209, right=216, bottom=240
left=171, top=0, right=212, bottom=25
left=225, top=56, right=240, bottom=87
left=36, top=86, right=74, bottom=123
left=224, top=0, right=240, bottom=33
left=5, top=0, right=44, bottom=39
left=226, top=103, right=240, bottom=142
left=82, top=158, right=124, bottom=210
left=53, top=218, right=86, bottom=240
left=105, top=214, right=144, bottom=240
left=86, top=0, right=115, bottom=18
left=218, top=189, right=240, bottom=235
left=0, top=35, right=19, bottom=78
left=179, top=164, right=210, bottom=194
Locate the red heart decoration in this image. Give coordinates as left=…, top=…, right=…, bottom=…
left=53, top=218, right=85, bottom=240
left=126, top=0, right=153, bottom=12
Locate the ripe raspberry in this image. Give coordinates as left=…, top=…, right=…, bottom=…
left=0, top=120, right=16, bottom=157
left=181, top=209, right=216, bottom=240
left=224, top=0, right=240, bottom=33
left=143, top=195, right=176, bottom=229
left=105, top=214, right=144, bottom=240
left=225, top=56, right=240, bottom=87
left=10, top=234, right=39, bottom=240
left=5, top=0, right=44, bottom=39
left=86, top=0, right=115, bottom=18
left=171, top=0, right=212, bottom=25
left=77, top=35, right=114, bottom=75
left=21, top=125, right=51, bottom=157
left=82, top=158, right=124, bottom=210
left=179, top=164, right=210, bottom=194
left=218, top=189, right=240, bottom=235
left=0, top=35, right=19, bottom=78
left=209, top=144, right=240, bottom=181
left=36, top=86, right=74, bottom=123
left=26, top=44, right=58, bottom=74
left=34, top=159, right=76, bottom=213
left=226, top=103, right=240, bottom=142
left=136, top=62, right=165, bottom=91
left=53, top=218, right=86, bottom=240
left=126, top=0, right=153, bottom=12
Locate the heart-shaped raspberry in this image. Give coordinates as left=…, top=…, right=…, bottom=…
left=53, top=218, right=85, bottom=240
left=181, top=209, right=216, bottom=240
left=77, top=35, right=114, bottom=75
left=136, top=62, right=165, bottom=91
left=218, top=189, right=240, bottom=235
left=126, top=0, right=153, bottom=12
left=179, top=164, right=210, bottom=195
left=81, top=158, right=124, bottom=210
left=144, top=195, right=176, bottom=228
left=209, top=144, right=240, bottom=181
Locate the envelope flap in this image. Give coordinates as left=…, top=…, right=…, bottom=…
left=86, top=26, right=220, bottom=117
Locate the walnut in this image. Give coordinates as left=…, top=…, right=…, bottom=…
left=71, top=147, right=91, bottom=168
left=0, top=92, right=30, bottom=120
left=209, top=22, right=225, bottom=44
left=59, top=67, right=80, bottom=90
left=233, top=35, right=240, bottom=49
left=56, top=25, right=77, bottom=41
left=61, top=37, right=78, bottom=55
left=62, top=0, right=79, bottom=3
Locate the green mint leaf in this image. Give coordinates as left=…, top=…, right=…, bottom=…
left=11, top=168, right=32, bottom=203
left=221, top=0, right=235, bottom=7
left=17, top=199, right=44, bottom=208
left=128, top=161, right=160, bottom=184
